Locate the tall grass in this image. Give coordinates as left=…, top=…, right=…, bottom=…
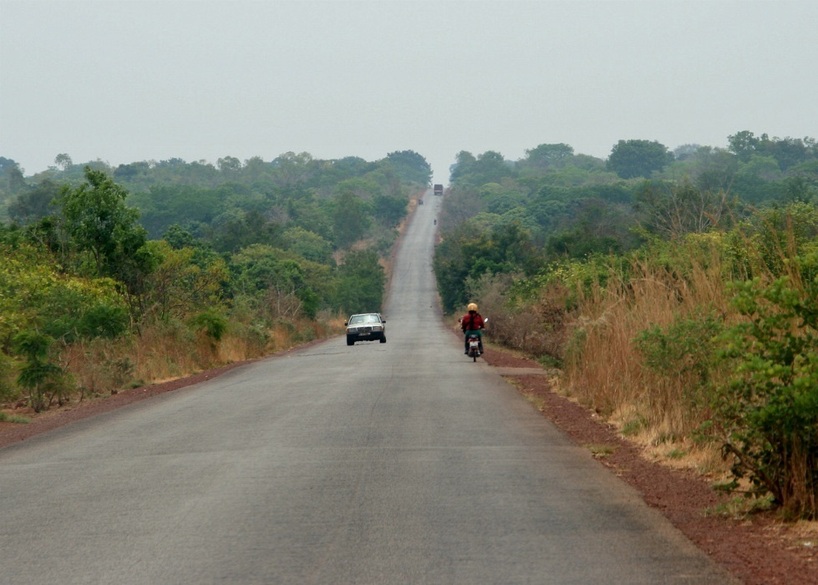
left=468, top=273, right=569, bottom=364
left=476, top=234, right=746, bottom=475
left=569, top=243, right=733, bottom=426
left=5, top=312, right=347, bottom=409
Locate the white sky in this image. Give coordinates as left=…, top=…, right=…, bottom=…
left=1, top=0, right=817, bottom=184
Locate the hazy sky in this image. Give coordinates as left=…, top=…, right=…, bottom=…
left=2, top=0, right=816, bottom=183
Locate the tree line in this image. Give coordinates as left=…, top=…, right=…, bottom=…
left=0, top=150, right=431, bottom=413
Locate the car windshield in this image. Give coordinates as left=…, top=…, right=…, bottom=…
left=349, top=314, right=380, bottom=325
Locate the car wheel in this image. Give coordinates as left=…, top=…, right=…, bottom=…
left=347, top=337, right=354, bottom=346
left=380, top=337, right=386, bottom=343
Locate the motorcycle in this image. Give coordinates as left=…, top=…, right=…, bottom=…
left=465, top=317, right=487, bottom=362
left=466, top=333, right=482, bottom=362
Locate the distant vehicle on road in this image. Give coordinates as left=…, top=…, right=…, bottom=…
left=433, top=184, right=443, bottom=196
left=345, top=313, right=387, bottom=345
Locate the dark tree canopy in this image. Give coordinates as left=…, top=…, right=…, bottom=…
left=524, top=143, right=575, bottom=169
left=449, top=150, right=512, bottom=186
left=59, top=167, right=155, bottom=295
left=8, top=179, right=60, bottom=223
left=607, top=139, right=673, bottom=179
left=385, top=150, right=433, bottom=186
left=0, top=156, right=20, bottom=175
left=728, top=130, right=816, bottom=171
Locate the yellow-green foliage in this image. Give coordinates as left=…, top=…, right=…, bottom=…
left=715, top=266, right=818, bottom=519
left=143, top=240, right=229, bottom=321
left=0, top=243, right=126, bottom=346
left=0, top=244, right=55, bottom=343
left=0, top=351, right=16, bottom=402
left=0, top=240, right=345, bottom=410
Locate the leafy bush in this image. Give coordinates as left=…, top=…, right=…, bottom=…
left=13, top=330, right=72, bottom=412
left=0, top=352, right=17, bottom=403
left=715, top=275, right=818, bottom=519
left=76, top=303, right=130, bottom=339
left=0, top=243, right=129, bottom=345
left=42, top=291, right=130, bottom=342
left=334, top=250, right=385, bottom=314
left=190, top=310, right=228, bottom=342
left=635, top=312, right=724, bottom=410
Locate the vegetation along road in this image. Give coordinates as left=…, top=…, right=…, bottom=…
left=0, top=193, right=736, bottom=584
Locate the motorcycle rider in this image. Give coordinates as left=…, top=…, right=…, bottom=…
left=460, top=302, right=485, bottom=355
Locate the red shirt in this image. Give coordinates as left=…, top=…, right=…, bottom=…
left=461, top=312, right=484, bottom=332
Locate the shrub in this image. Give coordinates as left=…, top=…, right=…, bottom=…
left=715, top=275, right=818, bottom=519
left=0, top=352, right=18, bottom=403
left=13, top=330, right=72, bottom=412
left=635, top=312, right=724, bottom=417
left=190, top=310, right=228, bottom=342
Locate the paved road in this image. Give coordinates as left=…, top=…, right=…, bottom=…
left=0, top=193, right=735, bottom=584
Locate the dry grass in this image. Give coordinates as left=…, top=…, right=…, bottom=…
left=553, top=238, right=741, bottom=474
left=792, top=521, right=818, bottom=543
left=49, top=314, right=346, bottom=403
left=469, top=273, right=569, bottom=363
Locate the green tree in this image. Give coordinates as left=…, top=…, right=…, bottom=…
left=728, top=131, right=815, bottom=171
left=607, top=139, right=673, bottom=179
left=467, top=151, right=513, bottom=186
left=372, top=193, right=407, bottom=228
left=272, top=152, right=317, bottom=188
left=384, top=150, right=432, bottom=186
left=332, top=190, right=371, bottom=248
left=3, top=163, right=27, bottom=196
left=54, top=153, right=73, bottom=171
left=231, top=245, right=319, bottom=319
left=727, top=130, right=759, bottom=162
left=449, top=151, right=477, bottom=183
left=523, top=143, right=575, bottom=169
left=13, top=330, right=69, bottom=412
left=434, top=219, right=542, bottom=312
left=324, top=157, right=375, bottom=184
left=163, top=224, right=199, bottom=249
left=0, top=157, right=19, bottom=176
left=691, top=147, right=739, bottom=194
left=217, top=155, right=242, bottom=175
left=144, top=240, right=228, bottom=321
left=635, top=180, right=734, bottom=238
left=335, top=249, right=385, bottom=314
left=282, top=226, right=333, bottom=263
left=8, top=179, right=60, bottom=224
left=129, top=184, right=228, bottom=239
left=113, top=161, right=150, bottom=182
left=434, top=228, right=470, bottom=312
left=207, top=208, right=281, bottom=253
left=58, top=167, right=156, bottom=298
left=716, top=272, right=818, bottom=519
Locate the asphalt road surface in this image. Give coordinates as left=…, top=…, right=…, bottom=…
left=0, top=193, right=736, bottom=584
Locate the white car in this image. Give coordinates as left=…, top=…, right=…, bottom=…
left=345, top=313, right=386, bottom=345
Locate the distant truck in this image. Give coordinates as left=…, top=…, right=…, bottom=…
left=433, top=184, right=444, bottom=196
